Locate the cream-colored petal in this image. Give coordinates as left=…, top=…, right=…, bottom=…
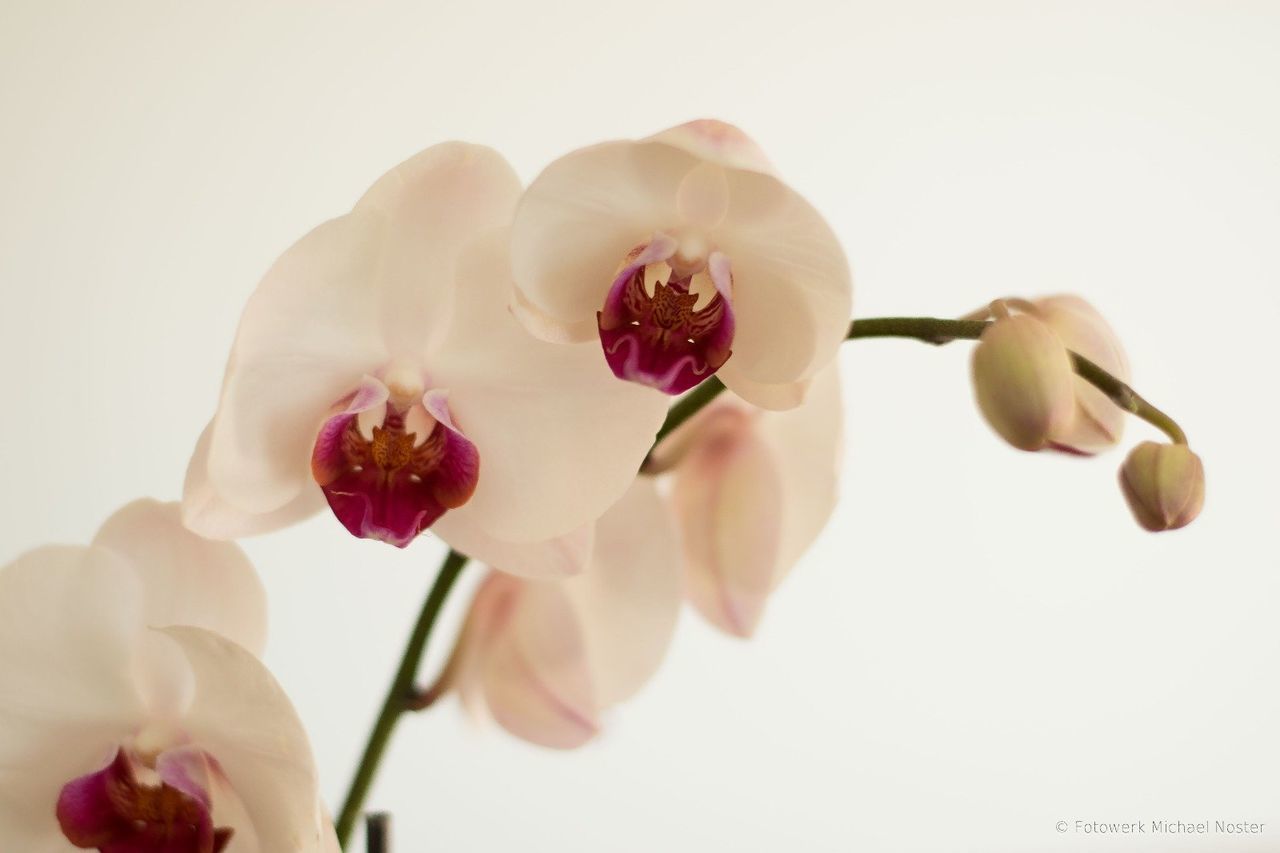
left=207, top=210, right=390, bottom=514
left=354, top=142, right=522, bottom=359
left=432, top=514, right=594, bottom=580
left=163, top=627, right=326, bottom=853
left=716, top=168, right=852, bottom=392
left=716, top=361, right=814, bottom=411
left=206, top=758, right=262, bottom=853
left=1033, top=295, right=1130, bottom=453
left=676, top=161, right=731, bottom=231
left=432, top=230, right=668, bottom=543
left=0, top=546, right=144, bottom=845
left=182, top=421, right=325, bottom=540
left=755, top=364, right=844, bottom=579
left=646, top=119, right=776, bottom=175
left=563, top=479, right=681, bottom=707
left=510, top=140, right=690, bottom=329
left=674, top=414, right=785, bottom=638
left=440, top=572, right=522, bottom=719
left=94, top=499, right=268, bottom=658
left=480, top=582, right=600, bottom=749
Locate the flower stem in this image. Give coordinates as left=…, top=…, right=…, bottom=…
left=843, top=316, right=1188, bottom=444
left=366, top=814, right=390, bottom=853
left=338, top=315, right=1187, bottom=846
left=335, top=549, right=469, bottom=848
left=644, top=316, right=1187, bottom=457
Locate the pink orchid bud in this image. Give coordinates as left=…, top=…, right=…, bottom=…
left=1118, top=441, right=1205, bottom=532
left=438, top=480, right=681, bottom=748
left=1030, top=295, right=1130, bottom=454
left=971, top=314, right=1077, bottom=452
left=0, top=500, right=336, bottom=852
left=663, top=365, right=843, bottom=637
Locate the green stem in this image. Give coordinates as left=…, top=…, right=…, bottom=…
left=335, top=549, right=469, bottom=847
left=1069, top=352, right=1187, bottom=444
left=844, top=317, right=1187, bottom=444
left=337, top=315, right=1188, bottom=845
left=644, top=317, right=1187, bottom=455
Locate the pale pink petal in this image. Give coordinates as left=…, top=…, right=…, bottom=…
left=205, top=756, right=263, bottom=853
left=510, top=140, right=691, bottom=331
left=93, top=499, right=268, bottom=658
left=204, top=144, right=520, bottom=522
left=755, top=364, right=844, bottom=578
left=353, top=142, right=522, bottom=359
left=1033, top=295, right=1130, bottom=453
left=564, top=479, right=681, bottom=706
left=183, top=421, right=325, bottom=540
left=509, top=288, right=600, bottom=345
left=0, top=546, right=144, bottom=846
left=716, top=168, right=852, bottom=391
left=163, top=626, right=326, bottom=853
left=440, top=572, right=523, bottom=718
left=480, top=582, right=600, bottom=749
left=432, top=514, right=595, bottom=580
left=431, top=230, right=668, bottom=543
left=716, top=361, right=814, bottom=411
left=675, top=161, right=731, bottom=231
left=646, top=119, right=776, bottom=175
left=207, top=210, right=390, bottom=514
left=674, top=413, right=785, bottom=638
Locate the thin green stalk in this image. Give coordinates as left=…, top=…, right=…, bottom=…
left=338, top=315, right=1189, bottom=845
left=843, top=317, right=1188, bottom=444
left=335, top=550, right=469, bottom=847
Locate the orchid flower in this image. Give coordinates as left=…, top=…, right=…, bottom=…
left=0, top=499, right=334, bottom=852
left=437, top=480, right=681, bottom=748
left=509, top=120, right=852, bottom=409
left=652, top=365, right=844, bottom=637
left=183, top=143, right=667, bottom=570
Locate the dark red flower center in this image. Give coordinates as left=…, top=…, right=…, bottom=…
left=57, top=749, right=231, bottom=853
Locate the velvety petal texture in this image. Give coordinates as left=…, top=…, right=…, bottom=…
left=185, top=142, right=668, bottom=555
left=0, top=501, right=334, bottom=852
left=443, top=480, right=682, bottom=747
left=665, top=365, right=843, bottom=637
left=511, top=120, right=851, bottom=409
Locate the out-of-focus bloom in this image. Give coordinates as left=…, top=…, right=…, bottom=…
left=0, top=500, right=334, bottom=852
left=1118, top=441, right=1205, bottom=531
left=971, top=313, right=1077, bottom=452
left=183, top=143, right=666, bottom=567
left=509, top=119, right=852, bottom=408
left=1029, top=296, right=1130, bottom=453
left=655, top=365, right=843, bottom=638
left=438, top=480, right=681, bottom=749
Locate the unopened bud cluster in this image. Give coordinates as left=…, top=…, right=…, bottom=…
left=969, top=297, right=1203, bottom=532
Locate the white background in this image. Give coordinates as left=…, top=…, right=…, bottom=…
left=2, top=2, right=1278, bottom=851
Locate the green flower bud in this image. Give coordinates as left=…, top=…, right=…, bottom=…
left=971, top=314, right=1077, bottom=451
left=1119, top=441, right=1205, bottom=532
